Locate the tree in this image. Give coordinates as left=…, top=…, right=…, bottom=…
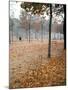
left=28, top=14, right=31, bottom=42
left=33, top=18, right=41, bottom=40
left=48, top=4, right=52, bottom=58
left=9, top=18, right=14, bottom=43
left=63, top=5, right=66, bottom=49
left=41, top=17, right=44, bottom=42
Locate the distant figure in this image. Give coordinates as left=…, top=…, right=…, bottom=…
left=19, top=37, right=21, bottom=41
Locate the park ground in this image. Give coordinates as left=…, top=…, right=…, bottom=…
left=9, top=40, right=66, bottom=88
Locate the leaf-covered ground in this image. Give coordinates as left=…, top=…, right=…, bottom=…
left=9, top=40, right=66, bottom=89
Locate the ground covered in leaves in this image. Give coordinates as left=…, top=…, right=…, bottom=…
left=9, top=40, right=66, bottom=89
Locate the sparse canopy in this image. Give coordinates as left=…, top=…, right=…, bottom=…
left=20, top=2, right=50, bottom=15
left=20, top=2, right=64, bottom=23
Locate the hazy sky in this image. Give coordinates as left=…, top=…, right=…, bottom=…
left=10, top=1, right=21, bottom=19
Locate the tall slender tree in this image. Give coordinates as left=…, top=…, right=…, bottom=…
left=41, top=17, right=43, bottom=42
left=63, top=5, right=66, bottom=49
left=48, top=4, right=52, bottom=58
left=28, top=14, right=31, bottom=42
left=9, top=18, right=14, bottom=43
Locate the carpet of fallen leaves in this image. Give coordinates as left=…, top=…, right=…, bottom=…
left=9, top=40, right=66, bottom=89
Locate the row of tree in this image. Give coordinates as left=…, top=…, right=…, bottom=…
left=20, top=2, right=66, bottom=57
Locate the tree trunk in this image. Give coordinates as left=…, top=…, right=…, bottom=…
left=9, top=31, right=11, bottom=44
left=17, top=30, right=18, bottom=41
left=12, top=21, right=14, bottom=42
left=35, top=31, right=38, bottom=40
left=12, top=29, right=13, bottom=42
left=26, top=29, right=28, bottom=41
left=41, top=18, right=43, bottom=42
left=48, top=4, right=52, bottom=58
left=29, top=15, right=31, bottom=43
left=63, top=5, right=66, bottom=49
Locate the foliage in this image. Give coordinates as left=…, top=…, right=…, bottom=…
left=20, top=2, right=50, bottom=15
